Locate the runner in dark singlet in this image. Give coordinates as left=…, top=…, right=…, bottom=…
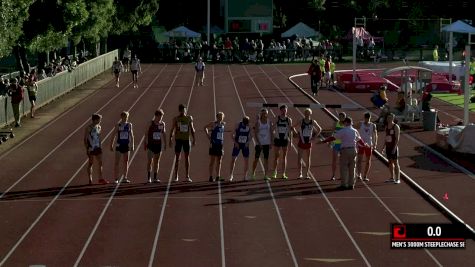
left=271, top=105, right=293, bottom=179
left=84, top=114, right=108, bottom=185
left=229, top=116, right=251, bottom=181
left=204, top=112, right=225, bottom=182
left=144, top=109, right=166, bottom=183
left=110, top=111, right=135, bottom=184
left=382, top=113, right=401, bottom=184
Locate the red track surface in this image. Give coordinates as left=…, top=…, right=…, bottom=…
left=0, top=63, right=473, bottom=266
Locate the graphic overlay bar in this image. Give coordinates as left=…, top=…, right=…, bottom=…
left=246, top=102, right=357, bottom=109
left=390, top=223, right=467, bottom=249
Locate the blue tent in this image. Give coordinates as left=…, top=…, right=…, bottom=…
left=441, top=20, right=475, bottom=34
left=164, top=26, right=201, bottom=38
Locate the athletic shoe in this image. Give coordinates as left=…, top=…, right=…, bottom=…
left=209, top=176, right=214, bottom=182
left=385, top=178, right=395, bottom=183
left=154, top=178, right=161, bottom=183
left=363, top=177, right=370, bottom=182
left=250, top=174, right=256, bottom=181
left=215, top=176, right=224, bottom=182
left=331, top=176, right=336, bottom=181
left=114, top=179, right=119, bottom=184
left=229, top=175, right=234, bottom=182
left=264, top=176, right=271, bottom=181
left=305, top=176, right=311, bottom=179
left=394, top=179, right=401, bottom=184
left=270, top=171, right=277, bottom=179
left=297, top=174, right=305, bottom=179
left=174, top=176, right=179, bottom=182
left=187, top=177, right=193, bottom=182
left=147, top=177, right=152, bottom=183
left=89, top=177, right=93, bottom=185
left=98, top=178, right=109, bottom=184
left=281, top=173, right=288, bottom=180
left=357, top=175, right=362, bottom=180
left=123, top=178, right=131, bottom=183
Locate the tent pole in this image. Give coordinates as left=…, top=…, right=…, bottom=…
left=464, top=45, right=471, bottom=125
left=352, top=25, right=356, bottom=82
left=449, top=31, right=453, bottom=84
left=207, top=0, right=210, bottom=45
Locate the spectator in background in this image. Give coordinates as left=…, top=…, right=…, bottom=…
left=0, top=79, right=8, bottom=96
left=7, top=78, right=24, bottom=127
left=25, top=71, right=38, bottom=118
left=433, top=45, right=439, bottom=61
left=308, top=59, right=322, bottom=96
left=38, top=69, right=47, bottom=80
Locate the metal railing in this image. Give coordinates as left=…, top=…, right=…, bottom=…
left=0, top=50, right=118, bottom=126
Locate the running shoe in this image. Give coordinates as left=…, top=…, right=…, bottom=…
left=147, top=177, right=152, bottom=183
left=123, top=177, right=131, bottom=183
left=305, top=176, right=311, bottom=180
left=394, top=179, right=401, bottom=184
left=363, top=177, right=370, bottom=182
left=298, top=174, right=305, bottom=179
left=174, top=176, right=179, bottom=182
left=331, top=176, right=336, bottom=181
left=98, top=178, right=108, bottom=184
left=270, top=171, right=277, bottom=179
left=229, top=175, right=234, bottom=182
left=187, top=177, right=193, bottom=182
left=215, top=176, right=224, bottom=182
left=114, top=179, right=119, bottom=184
left=281, top=173, right=288, bottom=180
left=385, top=178, right=395, bottom=183
left=89, top=177, right=93, bottom=185
left=154, top=178, right=161, bottom=183
left=264, top=176, right=271, bottom=181
left=250, top=174, right=256, bottom=181
left=357, top=175, right=362, bottom=180
left=209, top=176, right=214, bottom=182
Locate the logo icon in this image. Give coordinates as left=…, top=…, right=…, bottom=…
left=393, top=224, right=406, bottom=239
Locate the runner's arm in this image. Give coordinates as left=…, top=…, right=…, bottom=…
left=372, top=123, right=378, bottom=149
left=204, top=121, right=213, bottom=140
left=189, top=116, right=196, bottom=145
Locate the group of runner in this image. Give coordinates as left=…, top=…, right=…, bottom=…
left=84, top=103, right=400, bottom=188
left=112, top=48, right=142, bottom=88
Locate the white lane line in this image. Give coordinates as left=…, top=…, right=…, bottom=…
left=228, top=65, right=299, bottom=267
left=212, top=65, right=226, bottom=267
left=0, top=66, right=167, bottom=266
left=275, top=66, right=442, bottom=266
left=257, top=65, right=370, bottom=267
left=73, top=135, right=144, bottom=267
left=148, top=65, right=196, bottom=267
left=0, top=66, right=159, bottom=198
left=75, top=65, right=183, bottom=266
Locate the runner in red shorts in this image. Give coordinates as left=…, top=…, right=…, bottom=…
left=355, top=112, right=378, bottom=181
left=293, top=108, right=321, bottom=179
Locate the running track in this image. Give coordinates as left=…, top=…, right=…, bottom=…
left=0, top=64, right=473, bottom=266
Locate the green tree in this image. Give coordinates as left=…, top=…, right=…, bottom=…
left=0, top=0, right=34, bottom=58
left=111, top=0, right=160, bottom=34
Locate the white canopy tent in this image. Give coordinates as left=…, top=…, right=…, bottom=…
left=164, top=26, right=201, bottom=38
left=281, top=22, right=321, bottom=38
left=441, top=20, right=475, bottom=125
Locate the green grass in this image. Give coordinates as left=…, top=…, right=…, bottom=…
left=433, top=93, right=475, bottom=111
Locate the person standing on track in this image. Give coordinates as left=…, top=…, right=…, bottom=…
left=130, top=55, right=141, bottom=88
left=110, top=111, right=135, bottom=184
left=204, top=112, right=226, bottom=182
left=112, top=56, right=123, bottom=87
left=382, top=113, right=401, bottom=184
left=84, top=113, right=108, bottom=185
left=251, top=108, right=273, bottom=180
left=271, top=105, right=293, bottom=179
left=307, top=59, right=321, bottom=96
left=355, top=112, right=378, bottom=182
left=229, top=116, right=251, bottom=181
left=122, top=47, right=131, bottom=72
left=293, top=108, right=321, bottom=179
left=320, top=117, right=367, bottom=190
left=330, top=112, right=346, bottom=181
left=195, top=57, right=205, bottom=86
left=169, top=104, right=196, bottom=182
left=144, top=109, right=166, bottom=183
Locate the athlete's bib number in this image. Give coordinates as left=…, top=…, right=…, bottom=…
left=238, top=136, right=247, bottom=143
left=303, top=128, right=312, bottom=137
left=153, top=132, right=161, bottom=140
left=120, top=132, right=129, bottom=140
left=278, top=126, right=287, bottom=134
left=179, top=123, right=189, bottom=132
left=216, top=132, right=224, bottom=140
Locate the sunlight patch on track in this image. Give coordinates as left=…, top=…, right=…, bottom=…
left=355, top=232, right=390, bottom=236
left=304, top=258, right=355, bottom=263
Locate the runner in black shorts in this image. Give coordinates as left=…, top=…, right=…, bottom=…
left=169, top=104, right=196, bottom=182
left=144, top=109, right=166, bottom=183
left=110, top=111, right=135, bottom=184
left=271, top=105, right=293, bottom=179
left=204, top=112, right=226, bottom=182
